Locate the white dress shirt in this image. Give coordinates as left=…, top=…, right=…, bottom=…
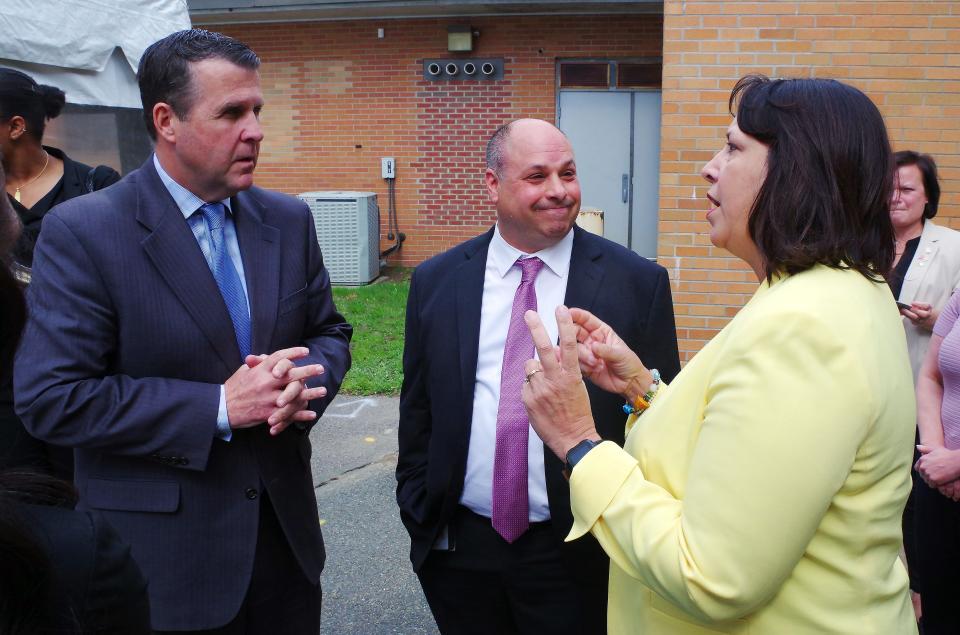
left=459, top=224, right=574, bottom=521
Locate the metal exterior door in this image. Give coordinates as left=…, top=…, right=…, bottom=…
left=558, top=89, right=661, bottom=259
left=559, top=91, right=631, bottom=248
left=630, top=91, right=662, bottom=258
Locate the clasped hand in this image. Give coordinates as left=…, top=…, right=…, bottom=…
left=916, top=444, right=960, bottom=501
left=521, top=305, right=650, bottom=460
left=225, top=346, right=327, bottom=436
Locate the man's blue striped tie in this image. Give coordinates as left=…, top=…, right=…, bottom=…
left=199, top=202, right=251, bottom=358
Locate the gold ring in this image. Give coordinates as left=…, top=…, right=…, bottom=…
left=525, top=368, right=543, bottom=381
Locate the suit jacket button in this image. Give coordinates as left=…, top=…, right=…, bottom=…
left=178, top=457, right=189, bottom=466
left=245, top=487, right=259, bottom=500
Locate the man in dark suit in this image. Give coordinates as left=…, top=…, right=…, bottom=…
left=397, top=118, right=680, bottom=633
left=14, top=30, right=351, bottom=633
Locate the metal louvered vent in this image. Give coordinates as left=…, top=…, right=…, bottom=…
left=297, top=191, right=380, bottom=285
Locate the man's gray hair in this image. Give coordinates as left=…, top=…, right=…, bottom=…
left=485, top=121, right=514, bottom=177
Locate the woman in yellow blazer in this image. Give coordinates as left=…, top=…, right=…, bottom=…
left=520, top=75, right=917, bottom=634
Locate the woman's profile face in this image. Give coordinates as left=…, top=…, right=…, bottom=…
left=890, top=164, right=927, bottom=233
left=700, top=119, right=768, bottom=273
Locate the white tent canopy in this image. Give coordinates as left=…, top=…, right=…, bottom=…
left=0, top=0, right=190, bottom=108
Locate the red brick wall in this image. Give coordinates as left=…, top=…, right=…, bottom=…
left=660, top=0, right=960, bottom=361
left=219, top=15, right=662, bottom=265
left=217, top=6, right=958, bottom=362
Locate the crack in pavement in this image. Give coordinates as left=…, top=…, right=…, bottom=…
left=315, top=452, right=398, bottom=489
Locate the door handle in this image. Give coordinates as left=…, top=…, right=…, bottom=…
left=622, top=174, right=630, bottom=203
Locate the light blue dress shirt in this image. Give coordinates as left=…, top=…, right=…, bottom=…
left=153, top=155, right=249, bottom=441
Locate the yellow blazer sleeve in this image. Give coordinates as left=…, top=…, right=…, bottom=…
left=567, top=308, right=873, bottom=623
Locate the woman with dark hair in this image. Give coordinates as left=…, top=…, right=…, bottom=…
left=0, top=67, right=120, bottom=269
left=0, top=156, right=150, bottom=633
left=890, top=151, right=960, bottom=380
left=887, top=150, right=960, bottom=621
left=0, top=67, right=121, bottom=479
left=520, top=75, right=917, bottom=633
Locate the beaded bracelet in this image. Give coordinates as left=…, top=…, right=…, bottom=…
left=622, top=368, right=661, bottom=415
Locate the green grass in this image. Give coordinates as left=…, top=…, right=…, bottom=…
left=332, top=267, right=410, bottom=395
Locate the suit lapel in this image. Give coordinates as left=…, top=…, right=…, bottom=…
left=136, top=161, right=242, bottom=371
left=563, top=226, right=605, bottom=313
left=899, top=221, right=939, bottom=303
left=233, top=190, right=280, bottom=356
left=456, top=229, right=493, bottom=421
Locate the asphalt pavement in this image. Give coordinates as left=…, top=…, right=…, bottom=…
left=309, top=395, right=439, bottom=634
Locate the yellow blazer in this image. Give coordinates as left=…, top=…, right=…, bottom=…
left=569, top=265, right=918, bottom=634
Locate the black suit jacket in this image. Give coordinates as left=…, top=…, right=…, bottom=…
left=397, top=226, right=680, bottom=594
left=14, top=159, right=352, bottom=630
left=18, top=503, right=151, bottom=634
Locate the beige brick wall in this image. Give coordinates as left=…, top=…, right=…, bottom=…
left=661, top=0, right=960, bottom=361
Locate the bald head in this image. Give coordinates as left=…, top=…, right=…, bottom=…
left=484, top=119, right=581, bottom=253
left=486, top=119, right=572, bottom=177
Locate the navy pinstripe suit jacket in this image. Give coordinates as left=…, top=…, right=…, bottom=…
left=15, top=158, right=352, bottom=631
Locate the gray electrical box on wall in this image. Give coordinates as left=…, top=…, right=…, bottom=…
left=381, top=157, right=395, bottom=179
left=297, top=191, right=381, bottom=285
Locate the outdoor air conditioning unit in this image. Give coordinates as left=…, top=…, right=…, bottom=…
left=298, top=191, right=380, bottom=285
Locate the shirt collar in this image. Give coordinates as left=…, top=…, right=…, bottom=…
left=489, top=223, right=574, bottom=279
left=153, top=154, right=232, bottom=220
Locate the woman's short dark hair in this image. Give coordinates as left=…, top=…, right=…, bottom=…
left=0, top=68, right=65, bottom=143
left=894, top=150, right=940, bottom=219
left=137, top=29, right=260, bottom=141
left=730, top=75, right=894, bottom=282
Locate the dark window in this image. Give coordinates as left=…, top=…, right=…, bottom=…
left=559, top=63, right=610, bottom=89
left=617, top=63, right=661, bottom=89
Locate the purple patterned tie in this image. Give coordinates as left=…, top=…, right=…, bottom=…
left=492, top=256, right=545, bottom=543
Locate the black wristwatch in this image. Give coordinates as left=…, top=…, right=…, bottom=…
left=563, top=438, right=602, bottom=478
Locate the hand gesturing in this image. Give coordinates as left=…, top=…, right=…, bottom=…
left=521, top=305, right=599, bottom=460
left=568, top=307, right=649, bottom=398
